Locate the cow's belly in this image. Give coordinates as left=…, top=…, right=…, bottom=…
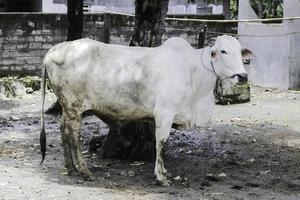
left=90, top=99, right=154, bottom=122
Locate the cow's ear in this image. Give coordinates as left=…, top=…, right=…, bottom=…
left=242, top=48, right=253, bottom=57
left=211, top=50, right=217, bottom=59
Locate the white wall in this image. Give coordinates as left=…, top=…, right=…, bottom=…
left=284, top=1, right=300, bottom=88
left=238, top=0, right=300, bottom=89
left=42, top=0, right=222, bottom=15
left=42, top=0, right=67, bottom=13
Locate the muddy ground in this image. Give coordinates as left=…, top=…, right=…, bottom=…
left=0, top=86, right=300, bottom=200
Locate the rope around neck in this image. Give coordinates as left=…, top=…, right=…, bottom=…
left=201, top=47, right=240, bottom=81
left=201, top=47, right=218, bottom=78
left=201, top=47, right=238, bottom=101
left=200, top=47, right=223, bottom=100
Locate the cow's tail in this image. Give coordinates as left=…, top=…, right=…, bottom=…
left=40, top=64, right=47, bottom=164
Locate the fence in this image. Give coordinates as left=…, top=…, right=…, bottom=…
left=1, top=11, right=300, bottom=88
left=0, top=13, right=236, bottom=77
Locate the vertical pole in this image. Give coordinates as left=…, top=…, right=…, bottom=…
left=67, top=0, right=83, bottom=41
left=103, top=14, right=110, bottom=44
left=198, top=24, right=207, bottom=49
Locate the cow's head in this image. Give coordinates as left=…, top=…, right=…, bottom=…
left=209, top=35, right=252, bottom=84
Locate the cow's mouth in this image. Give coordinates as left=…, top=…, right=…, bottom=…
left=230, top=73, right=248, bottom=83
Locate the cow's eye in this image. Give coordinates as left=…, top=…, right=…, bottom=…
left=220, top=50, right=227, bottom=54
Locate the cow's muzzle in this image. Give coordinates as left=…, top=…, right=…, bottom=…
left=230, top=73, right=248, bottom=83
left=237, top=73, right=248, bottom=83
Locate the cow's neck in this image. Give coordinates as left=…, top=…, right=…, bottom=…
left=194, top=47, right=218, bottom=93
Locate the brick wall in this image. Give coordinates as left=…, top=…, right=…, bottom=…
left=0, top=13, right=236, bottom=76
left=0, top=14, right=63, bottom=75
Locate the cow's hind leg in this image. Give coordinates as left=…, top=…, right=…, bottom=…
left=60, top=113, right=77, bottom=175
left=63, top=111, right=93, bottom=181
left=154, top=112, right=174, bottom=186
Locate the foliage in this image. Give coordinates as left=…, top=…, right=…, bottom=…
left=0, top=76, right=45, bottom=98
left=230, top=0, right=238, bottom=18
left=250, top=0, right=283, bottom=19
left=200, top=0, right=283, bottom=19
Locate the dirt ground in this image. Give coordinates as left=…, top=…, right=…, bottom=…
left=0, top=86, right=300, bottom=200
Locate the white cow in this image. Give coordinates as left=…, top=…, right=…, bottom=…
left=40, top=35, right=251, bottom=186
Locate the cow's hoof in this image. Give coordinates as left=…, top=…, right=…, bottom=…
left=83, top=174, right=95, bottom=181
left=156, top=179, right=172, bottom=187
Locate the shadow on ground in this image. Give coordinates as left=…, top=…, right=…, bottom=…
left=1, top=88, right=300, bottom=199
left=2, top=111, right=300, bottom=199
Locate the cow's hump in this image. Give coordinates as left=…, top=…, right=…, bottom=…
left=162, top=37, right=193, bottom=52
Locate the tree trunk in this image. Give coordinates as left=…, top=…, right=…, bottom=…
left=222, top=0, right=231, bottom=19
left=67, top=0, right=83, bottom=41
left=99, top=0, right=169, bottom=161
left=45, top=0, right=83, bottom=115
left=130, top=0, right=169, bottom=47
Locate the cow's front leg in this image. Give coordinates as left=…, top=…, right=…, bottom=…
left=154, top=112, right=174, bottom=186
left=64, top=113, right=94, bottom=181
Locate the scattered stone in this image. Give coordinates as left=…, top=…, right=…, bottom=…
left=211, top=192, right=223, bottom=200
left=173, top=176, right=181, bottom=181
left=260, top=170, right=271, bottom=175
left=92, top=164, right=103, bottom=169
left=76, top=179, right=84, bottom=184
left=104, top=172, right=111, bottom=178
left=120, top=171, right=127, bottom=176
left=26, top=88, right=33, bottom=94
left=130, top=161, right=145, bottom=166
left=9, top=116, right=20, bottom=121
left=128, top=170, right=135, bottom=177
left=218, top=173, right=227, bottom=177
left=231, top=117, right=242, bottom=122
left=178, top=148, right=184, bottom=153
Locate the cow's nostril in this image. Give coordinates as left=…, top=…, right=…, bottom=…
left=237, top=73, right=248, bottom=83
